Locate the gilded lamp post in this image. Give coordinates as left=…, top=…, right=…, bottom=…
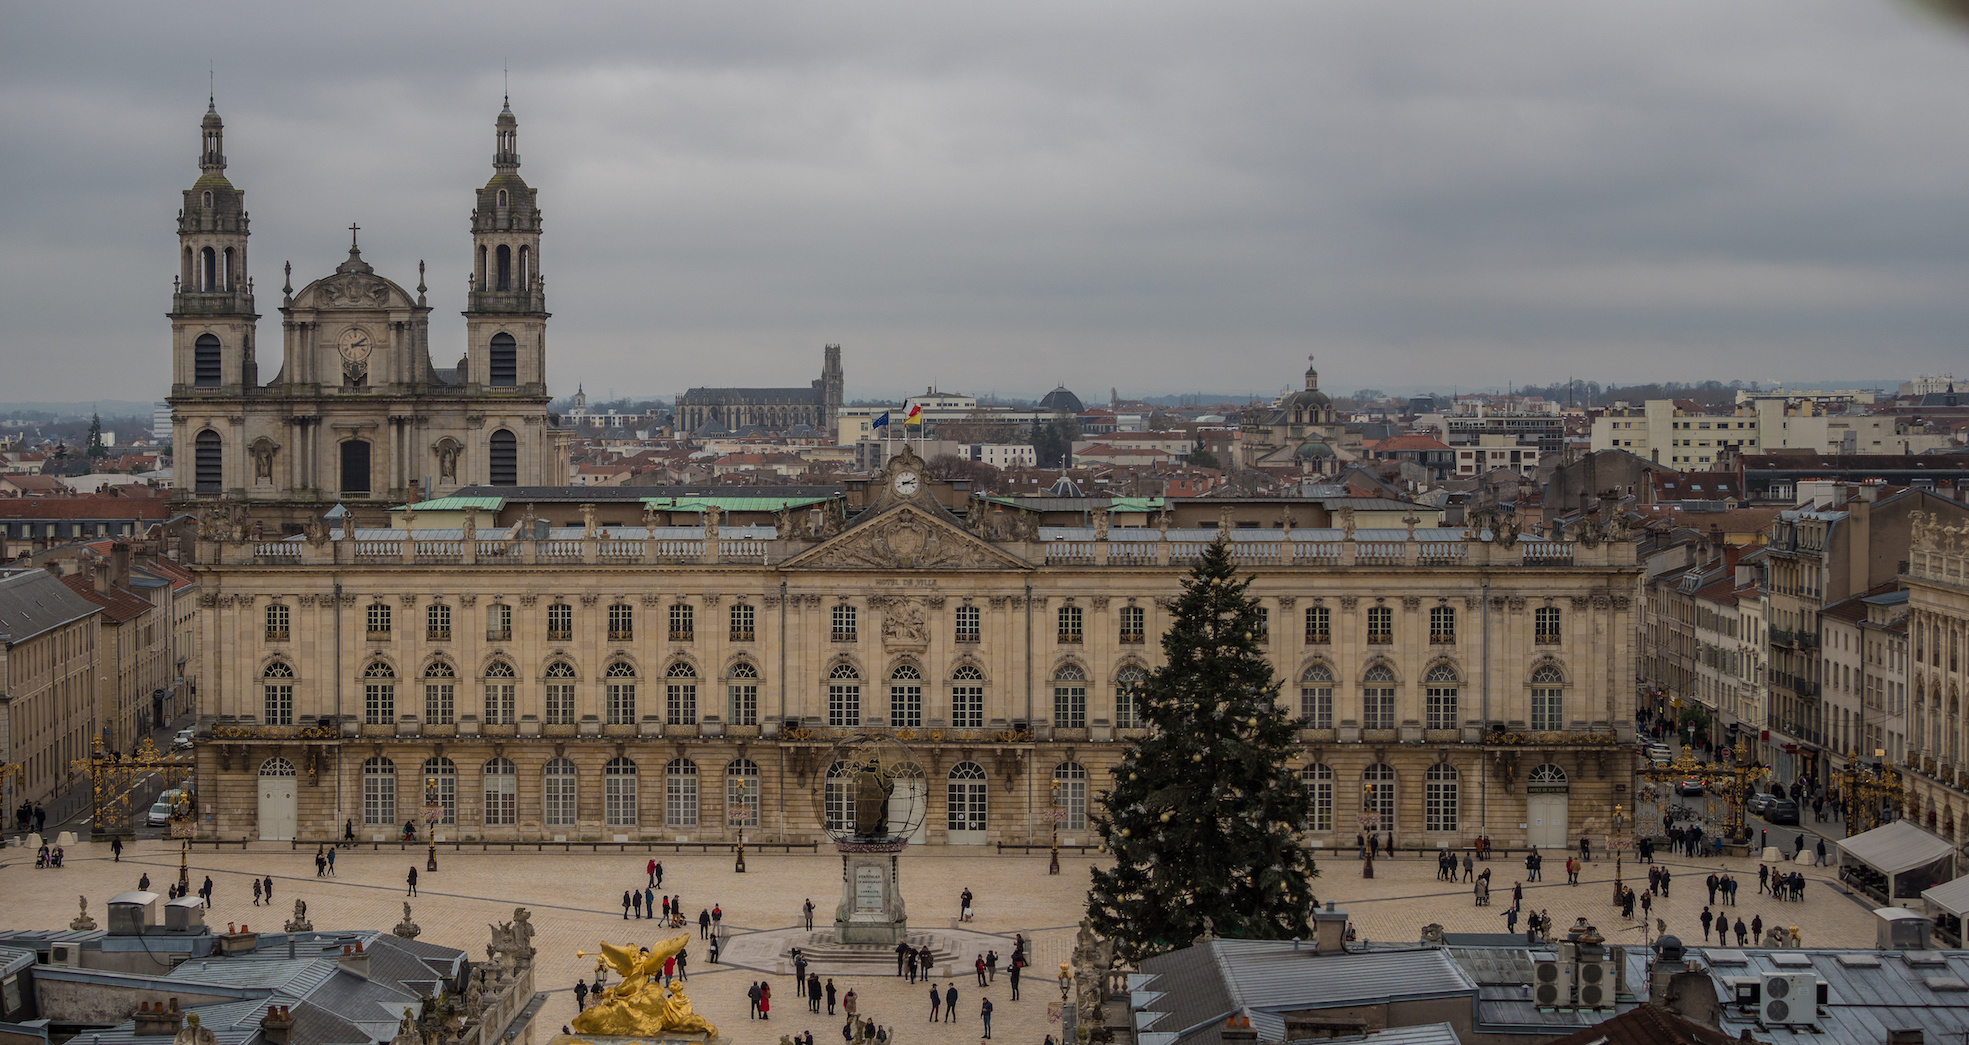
left=1839, top=750, right=1903, bottom=836
left=1049, top=776, right=1063, bottom=875
left=422, top=776, right=441, bottom=872
left=731, top=777, right=752, bottom=873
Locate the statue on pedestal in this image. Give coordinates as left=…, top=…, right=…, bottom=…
left=570, top=937, right=715, bottom=1039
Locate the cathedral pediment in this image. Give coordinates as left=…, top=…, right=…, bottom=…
left=291, top=271, right=416, bottom=311
left=781, top=504, right=1030, bottom=571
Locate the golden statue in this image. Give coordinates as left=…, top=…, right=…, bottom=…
left=571, top=936, right=716, bottom=1039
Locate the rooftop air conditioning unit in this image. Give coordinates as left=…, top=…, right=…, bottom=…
left=1533, top=959, right=1571, bottom=1007
left=49, top=943, right=81, bottom=967
left=1576, top=956, right=1612, bottom=1009
left=1761, top=973, right=1815, bottom=1026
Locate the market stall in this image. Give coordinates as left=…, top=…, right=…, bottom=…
left=1836, top=820, right=1959, bottom=906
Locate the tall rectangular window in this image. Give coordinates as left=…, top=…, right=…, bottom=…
left=1302, top=765, right=1334, bottom=832
left=545, top=667, right=575, bottom=725
left=1531, top=677, right=1565, bottom=731
left=1363, top=683, right=1396, bottom=730
left=424, top=671, right=455, bottom=725
left=1301, top=673, right=1334, bottom=729
left=728, top=680, right=758, bottom=726
left=263, top=670, right=294, bottom=726
left=1305, top=606, right=1330, bottom=644
left=484, top=762, right=516, bottom=825
left=729, top=603, right=755, bottom=643
left=608, top=603, right=634, bottom=642
left=547, top=602, right=572, bottom=642
left=1535, top=606, right=1562, bottom=645
left=364, top=676, right=395, bottom=725
left=544, top=763, right=576, bottom=826
left=1118, top=605, right=1145, bottom=644
left=366, top=603, right=391, bottom=640
left=265, top=603, right=290, bottom=642
left=486, top=603, right=511, bottom=641
left=669, top=603, right=693, bottom=642
left=831, top=605, right=857, bottom=643
left=951, top=673, right=984, bottom=729
left=955, top=605, right=981, bottom=643
left=890, top=673, right=923, bottom=728
left=1057, top=606, right=1083, bottom=644
left=605, top=668, right=637, bottom=725
left=1252, top=606, right=1269, bottom=642
left=484, top=676, right=515, bottom=725
left=828, top=679, right=861, bottom=727
left=427, top=603, right=452, bottom=642
left=1366, top=606, right=1393, bottom=645
left=1425, top=682, right=1458, bottom=730
left=1430, top=606, right=1455, bottom=644
left=666, top=672, right=698, bottom=725
left=1054, top=668, right=1088, bottom=729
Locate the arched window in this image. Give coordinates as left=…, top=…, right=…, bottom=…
left=221, top=247, right=235, bottom=290
left=483, top=660, right=515, bottom=725
left=1055, top=762, right=1088, bottom=831
left=194, top=429, right=222, bottom=492
left=1530, top=665, right=1564, bottom=731
left=1363, top=665, right=1396, bottom=730
left=890, top=664, right=923, bottom=728
left=484, top=757, right=516, bottom=826
left=262, top=662, right=294, bottom=726
left=604, top=757, right=638, bottom=827
left=488, top=429, right=518, bottom=486
left=194, top=333, right=222, bottom=388
left=1054, top=664, right=1088, bottom=730
left=951, top=665, right=985, bottom=729
left=518, top=245, right=531, bottom=288
left=665, top=759, right=698, bottom=827
left=423, top=660, right=456, bottom=725
left=544, top=661, right=576, bottom=725
left=363, top=660, right=396, bottom=725
left=544, top=757, right=576, bottom=826
left=1425, top=664, right=1459, bottom=730
left=340, top=440, right=371, bottom=496
left=666, top=661, right=698, bottom=725
left=421, top=757, right=457, bottom=825
left=1528, top=763, right=1568, bottom=791
left=1301, top=764, right=1334, bottom=831
left=1425, top=763, right=1459, bottom=832
left=261, top=756, right=296, bottom=778
left=1362, top=763, right=1396, bottom=831
left=496, top=244, right=512, bottom=291
left=362, top=757, right=396, bottom=825
left=496, top=189, right=508, bottom=208
left=1300, top=664, right=1334, bottom=729
left=489, top=333, right=518, bottom=388
left=605, top=661, right=637, bottom=725
left=726, top=759, right=760, bottom=828
left=948, top=761, right=988, bottom=837
left=1115, top=666, right=1147, bottom=729
left=727, top=661, right=758, bottom=726
left=199, top=247, right=217, bottom=292
left=827, top=663, right=861, bottom=727
left=477, top=244, right=488, bottom=289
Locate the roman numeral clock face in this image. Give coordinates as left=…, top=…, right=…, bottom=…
left=337, top=328, right=373, bottom=362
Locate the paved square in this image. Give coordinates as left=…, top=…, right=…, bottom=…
left=1, top=839, right=1882, bottom=1044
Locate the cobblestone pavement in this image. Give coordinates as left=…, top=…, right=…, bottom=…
left=0, top=840, right=1882, bottom=1045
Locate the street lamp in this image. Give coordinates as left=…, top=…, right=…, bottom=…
left=422, top=777, right=441, bottom=872
left=1606, top=804, right=1631, bottom=903
left=731, top=778, right=752, bottom=873
left=1049, top=777, right=1063, bottom=875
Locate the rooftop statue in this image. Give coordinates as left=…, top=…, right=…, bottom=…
left=571, top=936, right=715, bottom=1039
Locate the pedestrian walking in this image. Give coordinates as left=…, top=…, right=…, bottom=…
left=111, top=837, right=123, bottom=862
left=1503, top=906, right=1519, bottom=933
left=928, top=983, right=941, bottom=1021
left=843, top=988, right=857, bottom=1020
left=981, top=997, right=994, bottom=1039
left=677, top=946, right=688, bottom=981
left=1660, top=867, right=1671, bottom=897
left=1752, top=914, right=1764, bottom=941
left=976, top=954, right=987, bottom=987
left=805, top=898, right=815, bottom=931
left=1010, top=962, right=1021, bottom=1000
left=574, top=979, right=589, bottom=1010
left=263, top=876, right=272, bottom=905
left=760, top=983, right=770, bottom=1020
left=1463, top=852, right=1475, bottom=882
left=139, top=872, right=151, bottom=891
left=1815, top=839, right=1827, bottom=866
left=1701, top=907, right=1714, bottom=942
left=808, top=973, right=822, bottom=1012
left=1794, top=833, right=1806, bottom=859
left=316, top=850, right=327, bottom=877
left=632, top=891, right=642, bottom=919
left=654, top=861, right=663, bottom=887
left=407, top=866, right=418, bottom=896
left=326, top=848, right=336, bottom=875
left=961, top=887, right=974, bottom=922
left=826, top=979, right=838, bottom=1016
left=1734, top=917, right=1748, bottom=945
left=749, top=981, right=762, bottom=1020
left=253, top=878, right=263, bottom=906
left=987, top=949, right=998, bottom=982
left=700, top=908, right=712, bottom=939
left=647, top=859, right=658, bottom=887
left=944, top=982, right=958, bottom=1023
left=645, top=887, right=655, bottom=922
left=201, top=875, right=214, bottom=908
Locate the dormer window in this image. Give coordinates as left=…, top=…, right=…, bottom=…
left=497, top=189, right=508, bottom=207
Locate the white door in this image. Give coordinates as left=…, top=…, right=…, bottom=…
left=946, top=763, right=989, bottom=844
left=889, top=777, right=929, bottom=845
left=258, top=758, right=298, bottom=841
left=1526, top=763, right=1569, bottom=850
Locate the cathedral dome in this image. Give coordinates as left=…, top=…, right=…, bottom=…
left=1039, top=386, right=1084, bottom=414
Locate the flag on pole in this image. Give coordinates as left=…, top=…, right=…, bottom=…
left=871, top=411, right=891, bottom=429
left=904, top=404, right=923, bottom=426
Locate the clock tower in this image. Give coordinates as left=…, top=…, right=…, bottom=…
left=462, top=98, right=549, bottom=395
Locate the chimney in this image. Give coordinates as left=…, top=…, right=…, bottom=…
left=260, top=1005, right=295, bottom=1045
left=134, top=999, right=184, bottom=1036
left=1220, top=1014, right=1258, bottom=1043
left=1312, top=902, right=1349, bottom=954
left=93, top=557, right=110, bottom=595
left=339, top=941, right=371, bottom=979
left=110, top=541, right=131, bottom=588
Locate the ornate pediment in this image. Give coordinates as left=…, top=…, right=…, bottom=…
left=782, top=505, right=1030, bottom=571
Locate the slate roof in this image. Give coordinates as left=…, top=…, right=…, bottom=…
left=1698, top=947, right=1969, bottom=1045
left=0, top=568, right=102, bottom=645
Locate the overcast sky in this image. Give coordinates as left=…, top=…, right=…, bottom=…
left=4, top=2, right=1969, bottom=405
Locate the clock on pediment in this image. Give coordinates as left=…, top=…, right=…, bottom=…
left=337, top=327, right=374, bottom=387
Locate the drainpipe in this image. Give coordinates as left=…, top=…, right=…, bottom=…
left=1026, top=579, right=1035, bottom=846
left=333, top=578, right=344, bottom=823
left=1481, top=577, right=1490, bottom=830
left=779, top=579, right=788, bottom=842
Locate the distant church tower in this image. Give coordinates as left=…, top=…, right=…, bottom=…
left=463, top=98, right=549, bottom=394
left=820, top=343, right=845, bottom=420
left=169, top=99, right=260, bottom=494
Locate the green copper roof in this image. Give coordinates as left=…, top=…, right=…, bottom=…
left=977, top=494, right=1164, bottom=511
left=395, top=496, right=507, bottom=512
left=641, top=495, right=836, bottom=513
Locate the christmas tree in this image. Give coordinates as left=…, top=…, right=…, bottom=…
left=1087, top=536, right=1318, bottom=962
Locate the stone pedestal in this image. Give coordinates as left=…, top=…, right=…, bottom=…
left=834, top=848, right=908, bottom=945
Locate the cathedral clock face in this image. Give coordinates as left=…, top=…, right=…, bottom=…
left=893, top=471, right=920, bottom=496
left=337, top=328, right=373, bottom=362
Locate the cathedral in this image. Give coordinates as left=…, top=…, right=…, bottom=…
left=167, top=98, right=568, bottom=527
left=673, top=344, right=844, bottom=435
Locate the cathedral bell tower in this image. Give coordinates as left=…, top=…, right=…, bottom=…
left=170, top=99, right=259, bottom=393
left=462, top=98, right=548, bottom=394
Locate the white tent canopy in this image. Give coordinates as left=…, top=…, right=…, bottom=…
left=1837, top=821, right=1957, bottom=875
left=1923, top=874, right=1969, bottom=919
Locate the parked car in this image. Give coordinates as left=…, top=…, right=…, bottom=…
left=1645, top=744, right=1673, bottom=764
left=171, top=729, right=195, bottom=751
left=1677, top=778, right=1706, bottom=796
left=146, top=800, right=173, bottom=826
left=1764, top=800, right=1801, bottom=825
left=1747, top=792, right=1776, bottom=816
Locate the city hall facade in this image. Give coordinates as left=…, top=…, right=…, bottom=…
left=185, top=454, right=1643, bottom=850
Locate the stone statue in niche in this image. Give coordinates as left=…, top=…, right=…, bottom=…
left=435, top=440, right=460, bottom=484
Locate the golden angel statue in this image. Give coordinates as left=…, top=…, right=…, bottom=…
left=571, top=935, right=715, bottom=1038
